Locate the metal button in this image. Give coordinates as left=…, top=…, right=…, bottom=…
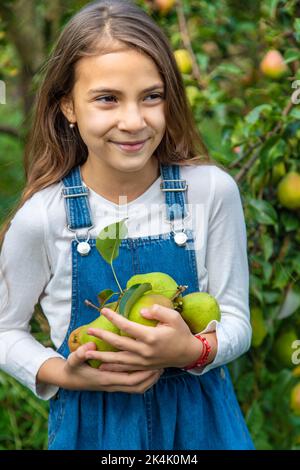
left=174, top=232, right=188, bottom=246
left=77, top=241, right=91, bottom=256
left=220, top=367, right=226, bottom=379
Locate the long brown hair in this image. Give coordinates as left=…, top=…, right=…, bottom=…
left=0, top=0, right=218, bottom=246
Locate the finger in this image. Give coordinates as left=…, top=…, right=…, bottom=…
left=100, top=308, right=152, bottom=341
left=86, top=349, right=143, bottom=366
left=68, top=342, right=97, bottom=368
left=99, top=363, right=146, bottom=372
left=140, top=304, right=179, bottom=324
left=127, top=370, right=162, bottom=393
left=87, top=327, right=143, bottom=355
left=97, top=368, right=160, bottom=388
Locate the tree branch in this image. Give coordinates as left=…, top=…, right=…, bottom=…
left=175, top=0, right=207, bottom=89
left=234, top=100, right=293, bottom=182
left=0, top=125, right=21, bottom=139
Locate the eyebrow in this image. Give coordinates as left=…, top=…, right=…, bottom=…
left=88, top=83, right=165, bottom=95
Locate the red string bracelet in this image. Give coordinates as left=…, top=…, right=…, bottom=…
left=182, top=334, right=212, bottom=370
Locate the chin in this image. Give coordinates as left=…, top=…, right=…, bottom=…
left=114, top=157, right=153, bottom=173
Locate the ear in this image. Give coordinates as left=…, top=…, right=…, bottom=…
left=60, top=95, right=76, bottom=124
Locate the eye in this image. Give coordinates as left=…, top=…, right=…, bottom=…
left=145, top=93, right=164, bottom=101
left=95, top=93, right=164, bottom=103
left=95, top=95, right=117, bottom=103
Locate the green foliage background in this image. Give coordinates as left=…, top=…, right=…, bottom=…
left=1, top=0, right=300, bottom=450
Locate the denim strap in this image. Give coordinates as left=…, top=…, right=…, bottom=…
left=62, top=164, right=188, bottom=229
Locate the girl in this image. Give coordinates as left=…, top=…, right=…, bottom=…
left=0, top=0, right=255, bottom=450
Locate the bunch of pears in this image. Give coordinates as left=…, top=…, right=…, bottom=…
left=68, top=272, right=221, bottom=368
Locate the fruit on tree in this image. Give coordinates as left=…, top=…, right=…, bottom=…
left=186, top=85, right=201, bottom=106
left=277, top=172, right=300, bottom=210
left=273, top=329, right=298, bottom=369
left=250, top=307, right=268, bottom=348
left=271, top=161, right=286, bottom=184
left=260, top=50, right=288, bottom=79
left=290, top=383, right=300, bottom=416
left=174, top=49, right=193, bottom=74
left=153, top=0, right=175, bottom=15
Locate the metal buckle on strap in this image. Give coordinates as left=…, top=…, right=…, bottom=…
left=160, top=180, right=188, bottom=192
left=62, top=186, right=89, bottom=198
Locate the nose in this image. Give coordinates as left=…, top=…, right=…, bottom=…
left=117, top=103, right=147, bottom=133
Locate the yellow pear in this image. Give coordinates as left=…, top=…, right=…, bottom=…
left=68, top=301, right=120, bottom=368
left=126, top=272, right=178, bottom=300
left=154, top=0, right=175, bottom=15
left=277, top=172, right=300, bottom=210
left=186, top=85, right=201, bottom=107
left=290, top=383, right=300, bottom=416
left=180, top=292, right=221, bottom=333
left=273, top=329, right=298, bottom=369
left=260, top=50, right=288, bottom=79
left=271, top=162, right=286, bottom=184
left=121, top=293, right=173, bottom=337
left=250, top=307, right=268, bottom=348
left=174, top=49, right=193, bottom=74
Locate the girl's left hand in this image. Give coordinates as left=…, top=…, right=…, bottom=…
left=85, top=304, right=200, bottom=370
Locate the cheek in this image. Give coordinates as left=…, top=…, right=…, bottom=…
left=150, top=107, right=166, bottom=133
left=79, top=110, right=110, bottom=136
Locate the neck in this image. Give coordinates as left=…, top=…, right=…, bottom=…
left=80, top=157, right=161, bottom=205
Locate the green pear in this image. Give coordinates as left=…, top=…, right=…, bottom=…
left=121, top=293, right=174, bottom=337
left=180, top=292, right=221, bottom=333
left=126, top=272, right=178, bottom=300
left=277, top=172, right=300, bottom=210
left=68, top=301, right=120, bottom=368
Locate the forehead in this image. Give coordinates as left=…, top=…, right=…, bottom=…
left=74, top=48, right=163, bottom=89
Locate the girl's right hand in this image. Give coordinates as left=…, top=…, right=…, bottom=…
left=63, top=343, right=164, bottom=394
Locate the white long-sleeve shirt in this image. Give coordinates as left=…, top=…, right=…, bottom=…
left=0, top=164, right=252, bottom=400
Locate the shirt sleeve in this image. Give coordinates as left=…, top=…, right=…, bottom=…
left=0, top=194, right=65, bottom=400
left=186, top=166, right=252, bottom=376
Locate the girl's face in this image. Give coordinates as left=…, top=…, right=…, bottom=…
left=61, top=47, right=166, bottom=174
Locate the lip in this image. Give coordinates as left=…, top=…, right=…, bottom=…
left=110, top=139, right=149, bottom=153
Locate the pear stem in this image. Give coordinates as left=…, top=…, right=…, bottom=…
left=84, top=300, right=101, bottom=312
left=111, top=261, right=123, bottom=294
left=171, top=285, right=188, bottom=301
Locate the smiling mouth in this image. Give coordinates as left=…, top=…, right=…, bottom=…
left=109, top=139, right=149, bottom=153
left=110, top=139, right=148, bottom=145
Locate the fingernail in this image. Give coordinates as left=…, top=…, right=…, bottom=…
left=140, top=308, right=149, bottom=314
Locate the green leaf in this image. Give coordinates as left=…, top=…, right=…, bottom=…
left=289, top=108, right=300, bottom=120
left=262, top=260, right=273, bottom=283
left=272, top=262, right=291, bottom=290
left=118, top=283, right=152, bottom=318
left=250, top=274, right=264, bottom=304
left=248, top=198, right=278, bottom=226
left=261, top=233, right=274, bottom=261
left=267, top=139, right=287, bottom=165
left=97, top=289, right=115, bottom=308
left=284, top=48, right=300, bottom=64
left=277, top=286, right=300, bottom=319
left=294, top=18, right=300, bottom=42
left=245, top=105, right=272, bottom=125
left=281, top=212, right=300, bottom=232
left=96, top=218, right=128, bottom=264
left=236, top=372, right=255, bottom=402
left=246, top=401, right=264, bottom=437
left=292, top=254, right=300, bottom=276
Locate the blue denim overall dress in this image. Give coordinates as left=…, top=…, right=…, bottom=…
left=48, top=163, right=255, bottom=450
